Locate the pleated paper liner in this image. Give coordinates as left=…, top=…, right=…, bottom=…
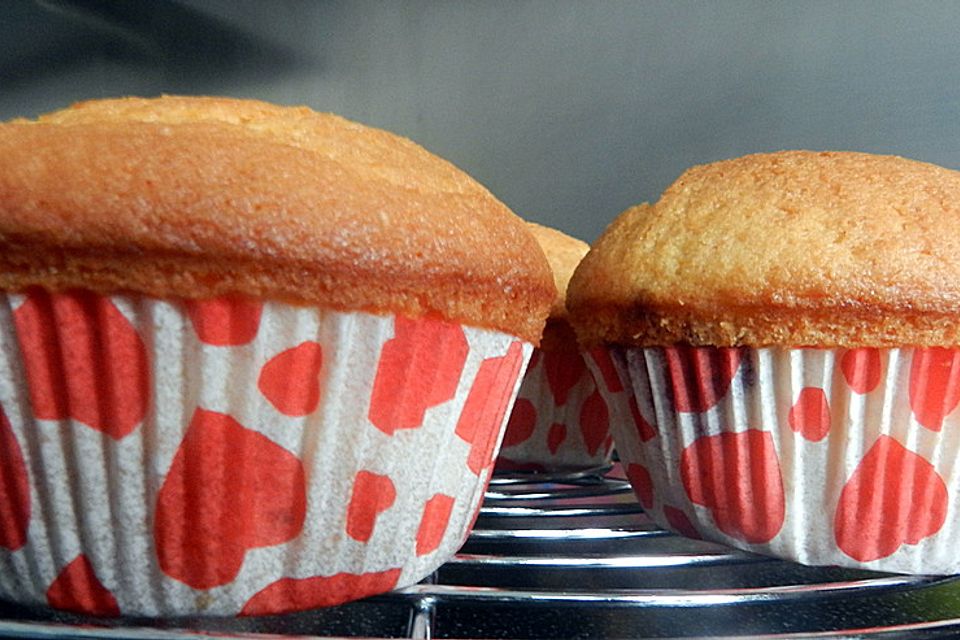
left=0, top=288, right=530, bottom=616
left=586, top=344, right=960, bottom=575
left=496, top=343, right=614, bottom=472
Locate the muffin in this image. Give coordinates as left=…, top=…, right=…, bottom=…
left=0, top=96, right=555, bottom=616
left=496, top=223, right=614, bottom=473
left=568, top=150, right=960, bottom=574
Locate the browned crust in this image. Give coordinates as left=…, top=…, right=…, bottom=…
left=0, top=96, right=555, bottom=342
left=525, top=222, right=589, bottom=320
left=571, top=302, right=960, bottom=348
left=568, top=151, right=960, bottom=347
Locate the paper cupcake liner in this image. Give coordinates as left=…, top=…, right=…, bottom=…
left=586, top=345, right=960, bottom=575
left=0, top=288, right=530, bottom=616
left=496, top=346, right=614, bottom=472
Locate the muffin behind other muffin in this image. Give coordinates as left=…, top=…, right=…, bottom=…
left=497, top=223, right=615, bottom=472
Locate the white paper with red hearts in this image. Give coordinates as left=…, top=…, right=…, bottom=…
left=497, top=347, right=614, bottom=472
left=0, top=289, right=530, bottom=616
left=587, top=345, right=960, bottom=575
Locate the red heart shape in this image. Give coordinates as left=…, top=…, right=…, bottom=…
left=346, top=471, right=396, bottom=543
left=0, top=404, right=30, bottom=551
left=680, top=430, right=785, bottom=543
left=665, top=346, right=742, bottom=414
left=547, top=422, right=567, bottom=454
left=626, top=463, right=654, bottom=509
left=841, top=348, right=883, bottom=394
left=579, top=389, right=610, bottom=456
left=588, top=347, right=625, bottom=392
left=369, top=317, right=468, bottom=435
left=186, top=296, right=263, bottom=346
left=240, top=568, right=402, bottom=616
left=258, top=341, right=324, bottom=417
left=835, top=435, right=947, bottom=562
left=14, top=289, right=149, bottom=440
left=629, top=396, right=658, bottom=442
left=542, top=348, right=586, bottom=406
left=46, top=555, right=120, bottom=616
left=154, top=409, right=306, bottom=589
left=909, top=348, right=960, bottom=431
left=456, top=342, right=526, bottom=475
left=502, top=398, right=537, bottom=447
left=788, top=387, right=831, bottom=442
left=663, top=505, right=702, bottom=540
left=416, top=493, right=455, bottom=556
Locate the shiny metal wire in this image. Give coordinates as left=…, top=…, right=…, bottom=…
left=2, top=466, right=960, bottom=638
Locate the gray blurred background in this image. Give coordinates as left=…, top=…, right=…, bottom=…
left=2, top=0, right=959, bottom=242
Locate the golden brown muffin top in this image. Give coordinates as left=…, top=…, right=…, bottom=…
left=525, top=222, right=589, bottom=319
left=0, top=96, right=555, bottom=342
left=568, top=150, right=960, bottom=348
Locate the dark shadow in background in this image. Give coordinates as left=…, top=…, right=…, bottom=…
left=1, top=0, right=313, bottom=93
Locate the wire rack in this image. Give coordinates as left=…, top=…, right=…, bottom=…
left=2, top=466, right=960, bottom=639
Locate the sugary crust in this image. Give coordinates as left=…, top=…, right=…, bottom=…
left=0, top=96, right=555, bottom=342
left=568, top=150, right=960, bottom=347
left=525, top=222, right=589, bottom=319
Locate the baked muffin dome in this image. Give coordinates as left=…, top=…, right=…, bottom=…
left=525, top=222, right=589, bottom=320
left=0, top=96, right=555, bottom=342
left=497, top=223, right=610, bottom=472
left=568, top=150, right=960, bottom=347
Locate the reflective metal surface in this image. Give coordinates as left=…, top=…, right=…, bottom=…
left=2, top=466, right=960, bottom=638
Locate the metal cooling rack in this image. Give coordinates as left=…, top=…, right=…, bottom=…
left=3, top=466, right=960, bottom=639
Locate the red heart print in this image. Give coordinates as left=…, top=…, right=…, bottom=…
left=185, top=296, right=263, bottom=346
left=346, top=471, right=396, bottom=543
left=588, top=347, right=625, bottom=392
left=629, top=396, right=658, bottom=442
left=240, top=568, right=402, bottom=616
left=46, top=555, right=120, bottom=616
left=579, top=389, right=610, bottom=456
left=14, top=288, right=149, bottom=440
left=909, top=348, right=960, bottom=431
left=681, top=430, right=785, bottom=543
left=841, top=348, right=882, bottom=394
left=456, top=342, right=526, bottom=475
left=155, top=409, right=306, bottom=589
left=547, top=422, right=567, bottom=454
left=788, top=387, right=831, bottom=442
left=416, top=493, right=455, bottom=556
left=258, top=341, right=324, bottom=417
left=665, top=346, right=742, bottom=414
left=626, top=464, right=654, bottom=509
left=542, top=348, right=587, bottom=406
left=834, top=435, right=948, bottom=562
left=502, top=398, right=537, bottom=447
left=369, top=317, right=469, bottom=435
left=663, top=505, right=702, bottom=540
left=0, top=404, right=30, bottom=551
